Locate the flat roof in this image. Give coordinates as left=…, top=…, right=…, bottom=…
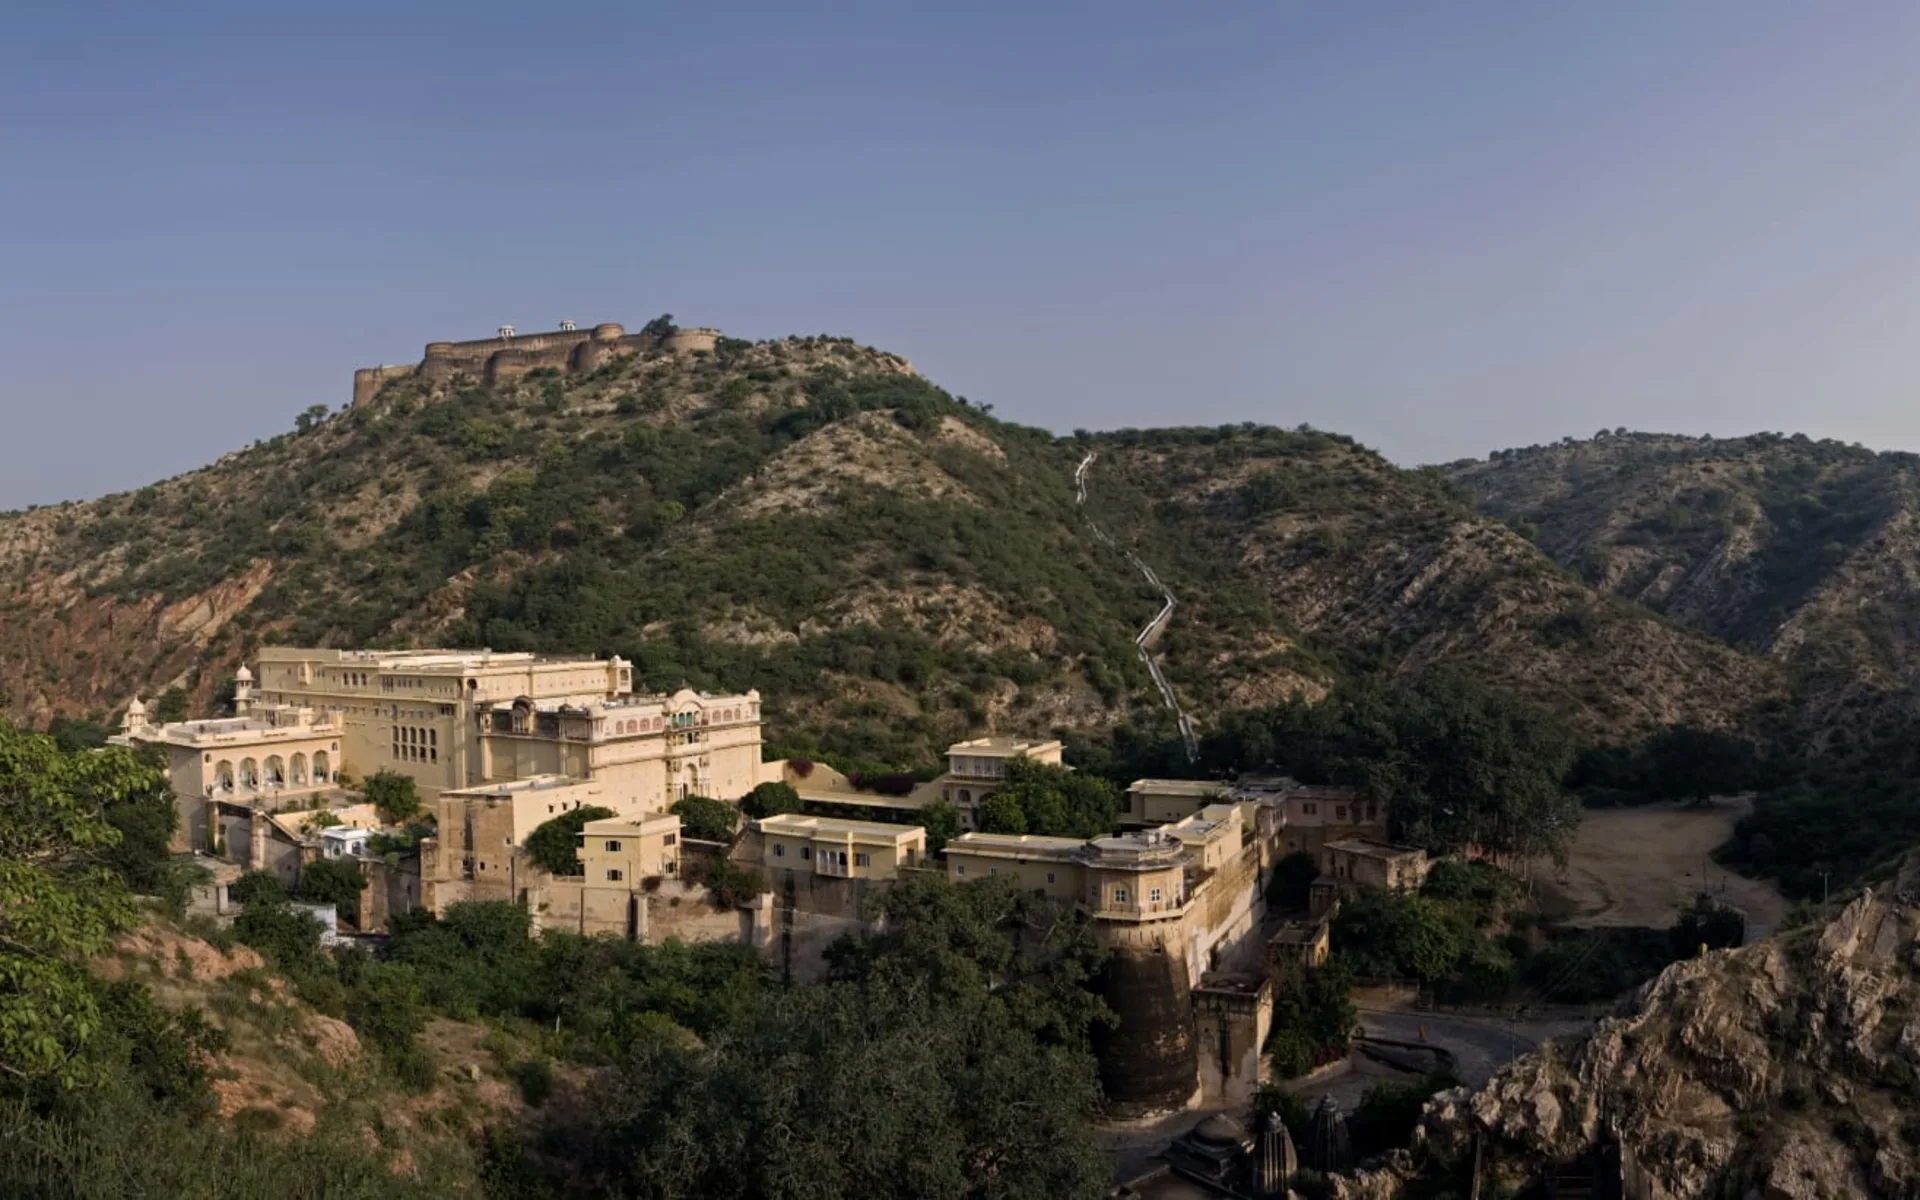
left=794, top=789, right=928, bottom=811
left=443, top=774, right=590, bottom=797
left=756, top=814, right=923, bottom=842
left=946, top=736, right=1062, bottom=757
left=256, top=647, right=621, bottom=673
left=1324, top=838, right=1423, bottom=860
left=945, top=833, right=1086, bottom=860
left=581, top=814, right=679, bottom=835
left=1271, top=918, right=1329, bottom=944
left=1128, top=778, right=1225, bottom=797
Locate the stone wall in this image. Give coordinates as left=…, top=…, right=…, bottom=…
left=354, top=323, right=725, bottom=407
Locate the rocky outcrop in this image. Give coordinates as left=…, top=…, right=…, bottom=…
left=1391, top=855, right=1920, bottom=1198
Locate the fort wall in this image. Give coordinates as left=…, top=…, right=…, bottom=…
left=354, top=321, right=725, bottom=407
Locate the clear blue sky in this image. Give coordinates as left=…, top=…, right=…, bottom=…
left=4, top=1, right=1918, bottom=508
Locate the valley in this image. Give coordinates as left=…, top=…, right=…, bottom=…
left=0, top=327, right=1912, bottom=1200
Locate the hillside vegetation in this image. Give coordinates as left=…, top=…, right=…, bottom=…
left=1, top=337, right=1781, bottom=762
left=1449, top=431, right=1920, bottom=747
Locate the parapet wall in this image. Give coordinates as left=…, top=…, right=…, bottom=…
left=352, top=322, right=724, bottom=407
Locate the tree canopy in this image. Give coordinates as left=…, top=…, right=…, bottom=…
left=670, top=795, right=738, bottom=843
left=1206, top=670, right=1580, bottom=862
left=362, top=770, right=422, bottom=825
left=525, top=805, right=618, bottom=876
left=739, top=780, right=802, bottom=820
left=973, top=758, right=1118, bottom=839
left=0, top=722, right=155, bottom=1087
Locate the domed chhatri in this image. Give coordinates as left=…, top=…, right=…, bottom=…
left=1193, top=1114, right=1251, bottom=1147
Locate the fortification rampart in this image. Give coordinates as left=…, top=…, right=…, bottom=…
left=352, top=321, right=724, bottom=407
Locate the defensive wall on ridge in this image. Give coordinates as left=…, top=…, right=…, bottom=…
left=352, top=320, right=724, bottom=407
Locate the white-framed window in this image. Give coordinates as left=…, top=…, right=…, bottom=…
left=855, top=853, right=871, bottom=868
left=1149, top=887, right=1162, bottom=903
left=1114, top=887, right=1129, bottom=904
left=605, top=840, right=622, bottom=852
left=607, top=869, right=624, bottom=882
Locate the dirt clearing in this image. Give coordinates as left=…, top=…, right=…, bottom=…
left=1535, top=797, right=1788, bottom=940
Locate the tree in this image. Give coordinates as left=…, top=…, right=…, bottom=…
left=641, top=313, right=678, bottom=337
left=1266, top=959, right=1356, bottom=1079
left=362, top=770, right=422, bottom=824
left=293, top=403, right=331, bottom=434
left=0, top=723, right=147, bottom=1086
left=294, top=858, right=367, bottom=911
left=1331, top=890, right=1468, bottom=984
left=920, top=798, right=961, bottom=854
left=525, top=805, right=618, bottom=876
left=985, top=758, right=1119, bottom=838
left=978, top=791, right=1027, bottom=834
left=739, top=781, right=802, bottom=820
left=231, top=903, right=323, bottom=973
left=1206, top=671, right=1579, bottom=863
left=671, top=795, right=739, bottom=844
left=543, top=875, right=1112, bottom=1198
left=228, top=869, right=288, bottom=907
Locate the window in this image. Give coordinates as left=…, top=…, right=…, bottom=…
left=1149, top=887, right=1162, bottom=903
left=956, top=864, right=966, bottom=876
left=1336, top=806, right=1348, bottom=821
left=773, top=844, right=785, bottom=858
left=988, top=867, right=997, bottom=876
left=855, top=853, right=871, bottom=867
left=1303, top=803, right=1317, bottom=815
left=800, top=846, right=812, bottom=861
left=604, top=840, right=623, bottom=852
left=606, top=869, right=624, bottom=882
left=1113, top=887, right=1129, bottom=904
left=1046, top=872, right=1056, bottom=884
left=664, top=834, right=677, bottom=846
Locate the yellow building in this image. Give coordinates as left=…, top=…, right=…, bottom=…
left=424, top=775, right=654, bottom=908
left=1122, top=778, right=1232, bottom=828
left=1162, top=804, right=1244, bottom=874
left=934, top=736, right=1064, bottom=810
left=249, top=647, right=633, bottom=796
left=942, top=833, right=1086, bottom=900
left=756, top=814, right=927, bottom=882
left=577, top=814, right=683, bottom=886
left=115, top=698, right=346, bottom=853
left=477, top=688, right=769, bottom=808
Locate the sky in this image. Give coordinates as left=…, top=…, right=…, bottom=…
left=3, top=1, right=1918, bottom=509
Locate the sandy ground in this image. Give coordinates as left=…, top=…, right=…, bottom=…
left=1535, top=796, right=1788, bottom=940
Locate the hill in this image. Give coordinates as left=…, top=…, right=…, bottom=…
left=1448, top=431, right=1920, bottom=745
left=0, top=336, right=1779, bottom=760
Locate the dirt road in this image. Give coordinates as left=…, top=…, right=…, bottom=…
left=1535, top=797, right=1787, bottom=940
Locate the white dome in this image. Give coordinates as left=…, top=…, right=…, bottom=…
left=235, top=665, right=254, bottom=682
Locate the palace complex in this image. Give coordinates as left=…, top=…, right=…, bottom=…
left=118, top=646, right=1428, bottom=1122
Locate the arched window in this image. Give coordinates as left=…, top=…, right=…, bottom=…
left=290, top=754, right=307, bottom=785
left=216, top=761, right=235, bottom=793
left=239, top=759, right=259, bottom=791
left=313, top=751, right=330, bottom=782
left=265, top=757, right=285, bottom=787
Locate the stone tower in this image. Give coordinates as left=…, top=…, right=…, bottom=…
left=1305, top=1095, right=1352, bottom=1174
left=1253, top=1110, right=1298, bottom=1196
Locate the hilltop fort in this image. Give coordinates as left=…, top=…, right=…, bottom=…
left=351, top=317, right=723, bottom=406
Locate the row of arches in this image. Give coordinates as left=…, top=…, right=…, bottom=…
left=212, top=752, right=330, bottom=794
left=608, top=706, right=754, bottom=738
